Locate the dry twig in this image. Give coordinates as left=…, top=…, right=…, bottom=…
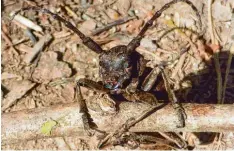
left=1, top=29, right=19, bottom=55
left=221, top=44, right=234, bottom=104
left=208, top=0, right=222, bottom=103
left=2, top=102, right=234, bottom=145
left=24, top=34, right=52, bottom=64
left=91, top=16, right=136, bottom=35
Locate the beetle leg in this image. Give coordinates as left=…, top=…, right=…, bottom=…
left=159, top=132, right=188, bottom=149
left=126, top=53, right=148, bottom=94
left=161, top=68, right=187, bottom=128
left=76, top=78, right=112, bottom=135
left=124, top=54, right=157, bottom=105
left=126, top=78, right=139, bottom=94
left=75, top=84, right=93, bottom=136
left=141, top=67, right=161, bottom=92
left=77, top=78, right=109, bottom=93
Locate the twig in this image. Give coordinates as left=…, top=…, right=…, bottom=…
left=98, top=104, right=166, bottom=148
left=48, top=77, right=75, bottom=87
left=158, top=132, right=186, bottom=149
left=10, top=11, right=43, bottom=32
left=1, top=29, right=19, bottom=55
left=24, top=34, right=52, bottom=64
left=71, top=0, right=117, bottom=10
left=23, top=0, right=37, bottom=6
left=91, top=16, right=136, bottom=35
left=16, top=44, right=33, bottom=53
left=208, top=0, right=222, bottom=103
left=213, top=53, right=222, bottom=103
left=2, top=102, right=234, bottom=145
left=24, top=28, right=37, bottom=44
left=203, top=0, right=224, bottom=141
left=171, top=52, right=187, bottom=79
left=221, top=44, right=234, bottom=104
left=3, top=1, right=17, bottom=7
left=12, top=20, right=28, bottom=30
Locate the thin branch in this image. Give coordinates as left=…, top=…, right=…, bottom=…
left=221, top=44, right=234, bottom=104
left=1, top=29, right=19, bottom=55
left=91, top=16, right=136, bottom=36
left=2, top=102, right=234, bottom=145
left=208, top=0, right=222, bottom=103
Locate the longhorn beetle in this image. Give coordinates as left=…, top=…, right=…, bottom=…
left=13, top=0, right=202, bottom=138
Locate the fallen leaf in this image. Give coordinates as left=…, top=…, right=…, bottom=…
left=40, top=120, right=58, bottom=136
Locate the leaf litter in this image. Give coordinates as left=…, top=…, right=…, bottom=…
left=1, top=0, right=234, bottom=150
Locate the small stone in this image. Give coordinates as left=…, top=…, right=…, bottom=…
left=32, top=51, right=72, bottom=83
left=79, top=19, right=97, bottom=34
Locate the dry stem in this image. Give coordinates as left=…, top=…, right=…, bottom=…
left=2, top=102, right=234, bottom=145
left=208, top=0, right=222, bottom=103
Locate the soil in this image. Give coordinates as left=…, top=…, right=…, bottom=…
left=1, top=0, right=234, bottom=150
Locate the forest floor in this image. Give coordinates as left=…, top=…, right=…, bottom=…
left=1, top=0, right=234, bottom=150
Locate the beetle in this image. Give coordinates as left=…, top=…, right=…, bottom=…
left=13, top=0, right=201, bottom=140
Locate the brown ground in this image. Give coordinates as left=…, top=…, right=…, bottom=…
left=1, top=0, right=234, bottom=150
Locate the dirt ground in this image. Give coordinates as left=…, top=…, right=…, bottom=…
left=1, top=0, right=234, bottom=150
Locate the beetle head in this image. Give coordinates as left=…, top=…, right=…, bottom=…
left=99, top=45, right=132, bottom=90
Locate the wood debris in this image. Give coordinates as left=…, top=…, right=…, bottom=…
left=10, top=11, right=43, bottom=32
left=24, top=34, right=52, bottom=64
left=2, top=102, right=234, bottom=145
left=2, top=80, right=36, bottom=112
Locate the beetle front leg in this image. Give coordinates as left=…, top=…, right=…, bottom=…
left=126, top=78, right=139, bottom=94
left=75, top=83, right=93, bottom=136
left=125, top=55, right=158, bottom=105
left=141, top=67, right=161, bottom=92
left=76, top=78, right=113, bottom=135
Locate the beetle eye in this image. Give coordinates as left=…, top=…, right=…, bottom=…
left=99, top=61, right=104, bottom=66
